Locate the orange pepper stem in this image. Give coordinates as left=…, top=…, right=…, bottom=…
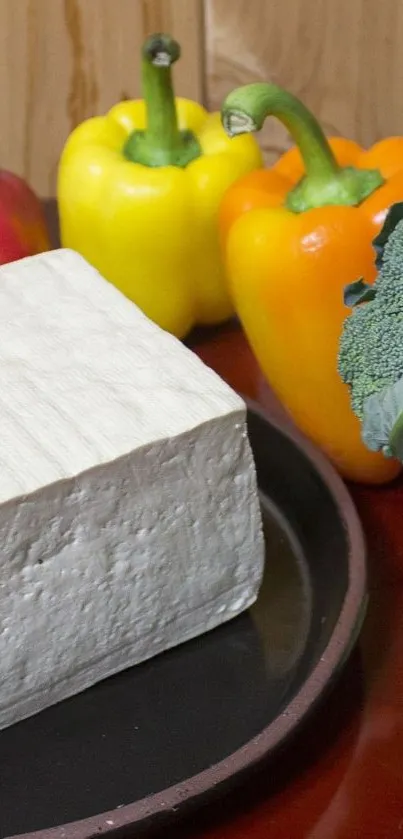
left=123, top=33, right=202, bottom=168
left=221, top=83, right=384, bottom=211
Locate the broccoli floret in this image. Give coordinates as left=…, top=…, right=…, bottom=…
left=338, top=207, right=403, bottom=459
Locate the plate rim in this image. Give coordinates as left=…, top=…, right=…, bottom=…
left=10, top=397, right=367, bottom=839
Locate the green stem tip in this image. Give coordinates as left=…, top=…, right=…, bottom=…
left=221, top=83, right=384, bottom=212
left=361, top=377, right=403, bottom=460
left=389, top=411, right=403, bottom=460
left=142, top=32, right=180, bottom=65
left=124, top=32, right=201, bottom=168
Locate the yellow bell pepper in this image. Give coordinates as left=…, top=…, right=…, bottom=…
left=57, top=34, right=262, bottom=338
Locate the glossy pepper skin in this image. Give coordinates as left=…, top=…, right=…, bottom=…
left=57, top=34, right=262, bottom=339
left=0, top=170, right=50, bottom=264
left=219, top=84, right=403, bottom=484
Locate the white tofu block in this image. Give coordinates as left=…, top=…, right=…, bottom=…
left=0, top=249, right=265, bottom=731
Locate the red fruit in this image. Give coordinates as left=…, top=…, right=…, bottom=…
left=0, top=170, right=50, bottom=265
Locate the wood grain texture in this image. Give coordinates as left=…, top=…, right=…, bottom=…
left=0, top=0, right=205, bottom=196
left=206, top=0, right=403, bottom=165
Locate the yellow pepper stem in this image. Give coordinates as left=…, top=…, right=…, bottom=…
left=221, top=83, right=384, bottom=212
left=124, top=33, right=202, bottom=168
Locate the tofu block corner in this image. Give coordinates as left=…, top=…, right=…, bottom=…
left=0, top=249, right=265, bottom=730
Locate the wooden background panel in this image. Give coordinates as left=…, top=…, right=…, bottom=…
left=0, top=0, right=205, bottom=197
left=205, top=0, right=403, bottom=165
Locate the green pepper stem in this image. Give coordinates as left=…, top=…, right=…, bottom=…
left=221, top=83, right=384, bottom=212
left=124, top=33, right=201, bottom=168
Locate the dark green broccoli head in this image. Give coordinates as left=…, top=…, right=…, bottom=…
left=338, top=204, right=403, bottom=459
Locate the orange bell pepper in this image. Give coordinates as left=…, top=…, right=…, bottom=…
left=219, top=83, right=403, bottom=484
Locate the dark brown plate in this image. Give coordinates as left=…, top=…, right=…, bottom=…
left=0, top=400, right=367, bottom=839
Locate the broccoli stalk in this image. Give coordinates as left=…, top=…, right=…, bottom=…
left=338, top=202, right=403, bottom=461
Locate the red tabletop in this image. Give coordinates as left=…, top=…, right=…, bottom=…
left=178, top=321, right=403, bottom=839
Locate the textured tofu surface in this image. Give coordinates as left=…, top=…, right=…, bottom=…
left=0, top=249, right=264, bottom=731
